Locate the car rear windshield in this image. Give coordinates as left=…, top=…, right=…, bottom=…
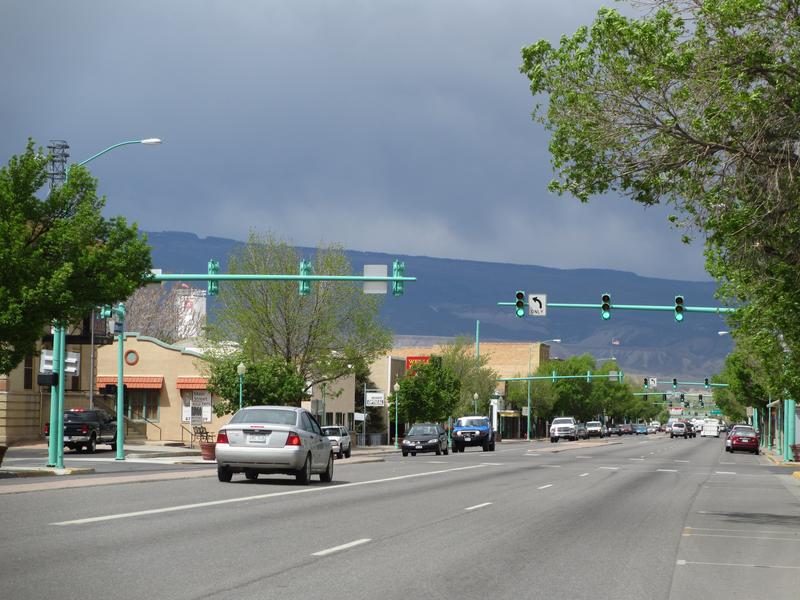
left=64, top=411, right=98, bottom=422
left=734, top=428, right=755, bottom=435
left=673, top=423, right=685, bottom=428
left=408, top=425, right=439, bottom=436
left=322, top=427, right=342, bottom=436
left=230, top=408, right=297, bottom=426
left=455, top=418, right=488, bottom=427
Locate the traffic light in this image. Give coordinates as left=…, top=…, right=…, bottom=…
left=674, top=295, right=685, bottom=322
left=515, top=291, right=526, bottom=318
left=643, top=377, right=648, bottom=389
left=704, top=378, right=709, bottom=389
left=207, top=259, right=220, bottom=296
left=392, top=260, right=405, bottom=296
left=672, top=378, right=678, bottom=390
left=680, top=393, right=688, bottom=407
left=298, top=259, right=312, bottom=296
left=601, top=292, right=611, bottom=320
left=698, top=394, right=704, bottom=407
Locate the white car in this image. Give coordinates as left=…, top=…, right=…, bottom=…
left=701, top=418, right=721, bottom=437
left=322, top=425, right=352, bottom=459
left=550, top=417, right=578, bottom=442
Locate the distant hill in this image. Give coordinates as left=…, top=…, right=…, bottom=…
left=144, top=231, right=734, bottom=378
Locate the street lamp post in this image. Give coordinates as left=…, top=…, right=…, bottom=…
left=46, top=138, right=161, bottom=468
left=393, top=382, right=400, bottom=449
left=473, top=392, right=479, bottom=414
left=237, top=362, right=246, bottom=410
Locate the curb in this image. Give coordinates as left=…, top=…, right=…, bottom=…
left=762, top=451, right=800, bottom=467
left=0, top=466, right=95, bottom=478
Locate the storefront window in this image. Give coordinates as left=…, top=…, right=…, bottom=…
left=126, top=389, right=160, bottom=422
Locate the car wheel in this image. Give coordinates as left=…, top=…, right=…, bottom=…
left=337, top=449, right=344, bottom=459
left=86, top=435, right=96, bottom=454
left=490, top=442, right=496, bottom=451
left=109, top=442, right=116, bottom=452
left=482, top=442, right=489, bottom=451
left=402, top=451, right=408, bottom=457
left=753, top=448, right=759, bottom=455
left=320, top=453, right=334, bottom=482
left=345, top=447, right=351, bottom=459
left=217, top=466, right=233, bottom=482
left=436, top=446, right=442, bottom=456
left=411, top=452, right=416, bottom=456
left=245, top=469, right=258, bottom=481
left=550, top=437, right=557, bottom=443
left=296, top=454, right=312, bottom=485
left=443, top=446, right=449, bottom=455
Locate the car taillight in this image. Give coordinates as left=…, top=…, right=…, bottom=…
left=44, top=423, right=49, bottom=435
left=285, top=433, right=301, bottom=446
left=216, top=430, right=229, bottom=444
left=81, top=424, right=89, bottom=434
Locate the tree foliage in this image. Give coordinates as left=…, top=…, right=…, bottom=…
left=521, top=0, right=800, bottom=400
left=205, top=352, right=307, bottom=417
left=438, top=336, right=499, bottom=416
left=208, top=232, right=393, bottom=389
left=124, top=284, right=206, bottom=344
left=0, top=140, right=151, bottom=374
left=392, top=360, right=461, bottom=423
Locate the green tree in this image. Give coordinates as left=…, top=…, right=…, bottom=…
left=438, top=336, right=498, bottom=416
left=208, top=232, right=393, bottom=389
left=0, top=140, right=151, bottom=374
left=520, top=0, right=800, bottom=400
left=205, top=353, right=307, bottom=416
left=391, top=361, right=461, bottom=423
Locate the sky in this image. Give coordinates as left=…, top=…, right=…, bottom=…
left=1, top=1, right=710, bottom=281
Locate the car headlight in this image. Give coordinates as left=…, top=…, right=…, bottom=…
left=428, top=438, right=438, bottom=444
left=402, top=439, right=412, bottom=445
left=454, top=431, right=463, bottom=437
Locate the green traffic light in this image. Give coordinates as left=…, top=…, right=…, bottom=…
left=674, top=295, right=684, bottom=322
left=601, top=292, right=611, bottom=320
left=515, top=291, right=525, bottom=318
left=392, top=260, right=405, bottom=296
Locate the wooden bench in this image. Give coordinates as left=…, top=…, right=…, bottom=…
left=193, top=425, right=214, bottom=442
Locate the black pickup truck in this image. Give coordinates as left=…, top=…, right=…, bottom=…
left=45, top=409, right=117, bottom=453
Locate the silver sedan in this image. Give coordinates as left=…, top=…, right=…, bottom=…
left=215, top=406, right=333, bottom=484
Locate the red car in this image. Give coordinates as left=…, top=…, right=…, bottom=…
left=726, top=426, right=759, bottom=454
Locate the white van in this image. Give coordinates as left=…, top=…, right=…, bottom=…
left=701, top=418, right=720, bottom=437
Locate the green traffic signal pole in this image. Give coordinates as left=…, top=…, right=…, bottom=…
left=46, top=325, right=61, bottom=466
left=100, top=303, right=127, bottom=461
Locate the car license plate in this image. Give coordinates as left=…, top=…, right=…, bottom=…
left=464, top=436, right=471, bottom=441
left=64, top=436, right=71, bottom=441
left=415, top=444, right=423, bottom=449
left=248, top=434, right=267, bottom=443
left=740, top=438, right=750, bottom=442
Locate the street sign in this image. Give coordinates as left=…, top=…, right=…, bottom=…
left=648, top=377, right=658, bottom=389
left=522, top=406, right=529, bottom=416
left=39, top=350, right=80, bottom=374
left=365, top=391, right=385, bottom=407
left=709, top=409, right=722, bottom=415
left=528, top=293, right=547, bottom=316
left=363, top=264, right=388, bottom=294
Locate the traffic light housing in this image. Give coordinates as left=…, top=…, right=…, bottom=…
left=680, top=393, right=688, bottom=407
left=672, top=378, right=678, bottom=390
left=674, top=295, right=685, bottom=322
left=704, top=378, right=709, bottom=389
left=601, top=292, right=611, bottom=320
left=698, top=394, right=704, bottom=407
left=515, top=291, right=526, bottom=318
left=207, top=259, right=220, bottom=296
left=298, top=259, right=312, bottom=296
left=392, top=260, right=405, bottom=297
left=643, top=377, right=648, bottom=389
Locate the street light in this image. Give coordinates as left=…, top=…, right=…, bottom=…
left=47, top=137, right=161, bottom=468
left=473, top=392, right=479, bottom=414
left=393, top=382, right=400, bottom=449
left=237, top=362, right=246, bottom=410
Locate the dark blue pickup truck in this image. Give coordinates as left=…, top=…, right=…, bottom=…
left=451, top=416, right=495, bottom=452
left=45, top=409, right=117, bottom=453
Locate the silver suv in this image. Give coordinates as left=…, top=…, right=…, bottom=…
left=322, top=426, right=352, bottom=459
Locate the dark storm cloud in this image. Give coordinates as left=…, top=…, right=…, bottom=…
left=0, top=1, right=709, bottom=281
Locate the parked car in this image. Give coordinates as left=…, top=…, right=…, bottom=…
left=452, top=416, right=495, bottom=452
left=402, top=423, right=448, bottom=456
left=586, top=421, right=605, bottom=438
left=670, top=422, right=688, bottom=438
left=215, top=405, right=333, bottom=484
left=576, top=422, right=589, bottom=440
left=322, top=425, right=352, bottom=459
left=726, top=426, right=759, bottom=454
left=44, top=408, right=117, bottom=453
left=550, top=417, right=578, bottom=442
left=607, top=424, right=621, bottom=436
left=634, top=424, right=648, bottom=435
left=646, top=425, right=657, bottom=434
left=619, top=423, right=634, bottom=435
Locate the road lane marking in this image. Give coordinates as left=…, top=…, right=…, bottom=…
left=715, top=471, right=736, bottom=475
left=464, top=502, right=492, bottom=511
left=599, top=467, right=619, bottom=470
left=578, top=473, right=589, bottom=477
left=51, top=464, right=490, bottom=526
left=537, top=484, right=553, bottom=490
left=575, top=456, right=593, bottom=459
left=312, top=538, right=371, bottom=556
left=629, top=458, right=645, bottom=461
left=682, top=533, right=800, bottom=542
left=685, top=527, right=800, bottom=536
left=674, top=460, right=690, bottom=463
left=480, top=462, right=503, bottom=466
left=525, top=453, right=540, bottom=456
left=657, top=469, right=678, bottom=472
left=426, top=461, right=448, bottom=464
left=677, top=559, right=800, bottom=570
left=540, top=464, right=561, bottom=468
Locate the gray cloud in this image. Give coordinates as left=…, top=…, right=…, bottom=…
left=1, top=1, right=709, bottom=281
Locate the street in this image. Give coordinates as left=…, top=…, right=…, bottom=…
left=1, top=435, right=799, bottom=600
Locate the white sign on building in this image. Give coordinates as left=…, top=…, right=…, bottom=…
left=365, top=391, right=385, bottom=407
left=182, top=389, right=212, bottom=423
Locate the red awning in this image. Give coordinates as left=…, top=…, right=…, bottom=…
left=96, top=375, right=164, bottom=389
left=175, top=376, right=209, bottom=390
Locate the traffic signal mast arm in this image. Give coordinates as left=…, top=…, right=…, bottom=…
left=498, top=370, right=624, bottom=384
left=496, top=301, right=735, bottom=314
left=151, top=273, right=417, bottom=283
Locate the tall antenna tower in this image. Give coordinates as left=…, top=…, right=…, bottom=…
left=46, top=140, right=69, bottom=189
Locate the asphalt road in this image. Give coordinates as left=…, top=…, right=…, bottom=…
left=1, top=435, right=798, bottom=599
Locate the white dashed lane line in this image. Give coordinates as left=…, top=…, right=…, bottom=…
left=537, top=484, right=553, bottom=490
left=579, top=473, right=590, bottom=477
left=464, top=502, right=492, bottom=511
left=312, top=538, right=371, bottom=557
left=715, top=471, right=737, bottom=475
left=657, top=469, right=678, bottom=472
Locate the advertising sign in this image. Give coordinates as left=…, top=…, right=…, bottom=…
left=669, top=406, right=683, bottom=415
left=365, top=391, right=385, bottom=407
left=405, top=355, right=430, bottom=372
